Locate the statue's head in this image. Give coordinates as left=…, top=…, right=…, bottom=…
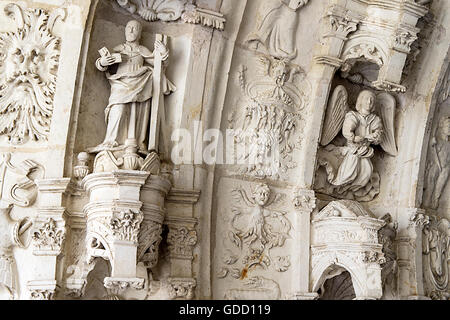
left=253, top=183, right=271, bottom=206
left=356, top=90, right=376, bottom=116
left=125, top=20, right=142, bottom=43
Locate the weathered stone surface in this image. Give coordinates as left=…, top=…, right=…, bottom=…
left=0, top=0, right=448, bottom=301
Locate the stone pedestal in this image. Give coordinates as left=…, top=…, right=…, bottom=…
left=82, top=170, right=149, bottom=288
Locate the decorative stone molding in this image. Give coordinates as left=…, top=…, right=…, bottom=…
left=0, top=4, right=66, bottom=144
left=322, top=5, right=360, bottom=40
left=392, top=27, right=419, bottom=54
left=293, top=188, right=316, bottom=213
left=32, top=218, right=65, bottom=255
left=182, top=7, right=225, bottom=30
left=110, top=209, right=143, bottom=242
left=0, top=153, right=42, bottom=207
left=104, top=277, right=145, bottom=291
left=167, top=221, right=198, bottom=260
left=30, top=289, right=54, bottom=300
left=166, top=188, right=201, bottom=204
left=229, top=57, right=310, bottom=179
left=112, top=0, right=225, bottom=30
left=27, top=280, right=57, bottom=300
left=167, top=277, right=196, bottom=300
left=224, top=276, right=281, bottom=300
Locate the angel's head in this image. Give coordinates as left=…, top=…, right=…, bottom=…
left=356, top=90, right=376, bottom=116
left=253, top=183, right=271, bottom=206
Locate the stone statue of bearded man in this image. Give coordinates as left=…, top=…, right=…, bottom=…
left=95, top=20, right=176, bottom=154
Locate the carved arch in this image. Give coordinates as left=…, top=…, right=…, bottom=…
left=312, top=253, right=367, bottom=298
left=342, top=35, right=389, bottom=68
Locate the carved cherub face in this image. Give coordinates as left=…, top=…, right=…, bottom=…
left=125, top=20, right=142, bottom=43
left=0, top=8, right=59, bottom=144
left=253, top=184, right=271, bottom=206
left=356, top=90, right=376, bottom=116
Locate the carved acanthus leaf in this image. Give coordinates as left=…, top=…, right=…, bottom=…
left=32, top=218, right=65, bottom=253
left=0, top=4, right=65, bottom=144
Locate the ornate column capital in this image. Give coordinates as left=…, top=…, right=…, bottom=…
left=408, top=208, right=430, bottom=230
left=167, top=277, right=196, bottom=300
left=323, top=5, right=360, bottom=40
left=166, top=217, right=198, bottom=260
left=293, top=188, right=317, bottom=214
left=31, top=218, right=66, bottom=256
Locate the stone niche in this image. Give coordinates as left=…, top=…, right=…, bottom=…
left=311, top=200, right=386, bottom=300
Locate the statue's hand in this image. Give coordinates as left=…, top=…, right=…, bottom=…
left=155, top=40, right=168, bottom=57
left=100, top=55, right=116, bottom=67
left=354, top=136, right=364, bottom=143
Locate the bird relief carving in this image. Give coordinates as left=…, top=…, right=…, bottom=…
left=229, top=56, right=309, bottom=179
left=217, top=184, right=292, bottom=280
left=315, top=86, right=398, bottom=201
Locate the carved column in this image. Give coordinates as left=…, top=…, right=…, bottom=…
left=165, top=189, right=200, bottom=300
left=397, top=208, right=430, bottom=300
left=289, top=188, right=318, bottom=300
left=82, top=171, right=149, bottom=291
left=28, top=178, right=70, bottom=300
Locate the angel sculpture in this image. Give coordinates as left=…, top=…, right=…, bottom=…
left=316, top=86, right=398, bottom=201
left=230, top=184, right=291, bottom=253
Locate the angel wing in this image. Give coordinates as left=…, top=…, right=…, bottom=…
left=320, top=85, right=349, bottom=146
left=377, top=92, right=398, bottom=157
left=265, top=192, right=286, bottom=208
left=231, top=187, right=255, bottom=207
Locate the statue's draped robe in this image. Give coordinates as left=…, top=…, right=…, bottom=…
left=333, top=111, right=382, bottom=190
left=247, top=1, right=299, bottom=60
left=319, top=111, right=383, bottom=200
left=96, top=42, right=175, bottom=149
